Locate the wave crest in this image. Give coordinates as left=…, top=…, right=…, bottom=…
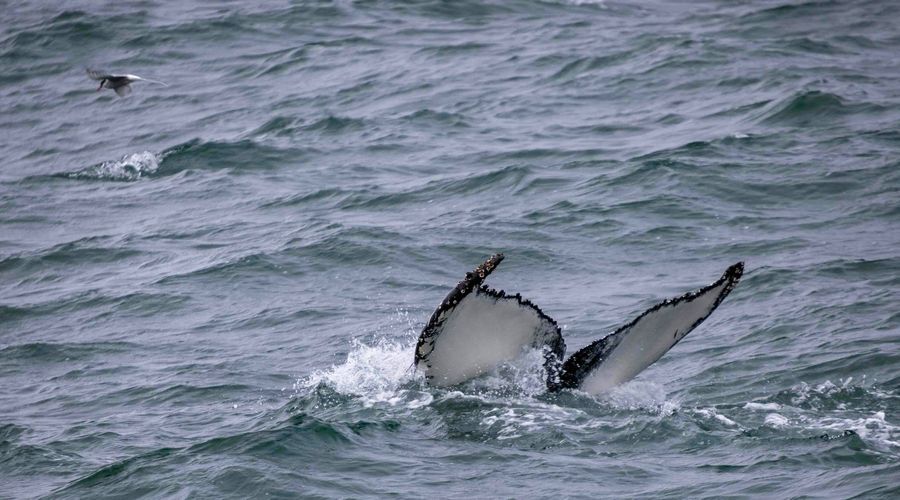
left=64, top=151, right=160, bottom=181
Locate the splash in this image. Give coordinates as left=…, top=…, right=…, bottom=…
left=790, top=379, right=852, bottom=406
left=744, top=402, right=782, bottom=411
left=461, top=348, right=553, bottom=397
left=298, top=328, right=682, bottom=417
left=746, top=379, right=899, bottom=453
left=695, top=407, right=739, bottom=427
left=812, top=411, right=899, bottom=450
left=66, top=151, right=160, bottom=181
left=601, top=380, right=673, bottom=413
left=764, top=413, right=790, bottom=428
left=300, top=336, right=420, bottom=405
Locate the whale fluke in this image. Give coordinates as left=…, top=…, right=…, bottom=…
left=553, top=262, right=744, bottom=394
left=415, top=254, right=566, bottom=387
left=414, top=255, right=743, bottom=394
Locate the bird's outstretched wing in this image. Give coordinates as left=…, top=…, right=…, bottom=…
left=86, top=68, right=112, bottom=81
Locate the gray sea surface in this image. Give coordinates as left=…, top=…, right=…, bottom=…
left=1, top=0, right=898, bottom=498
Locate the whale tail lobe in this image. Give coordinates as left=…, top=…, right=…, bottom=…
left=553, top=262, right=743, bottom=393
left=414, top=254, right=565, bottom=388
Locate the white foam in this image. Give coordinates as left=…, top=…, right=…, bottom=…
left=479, top=399, right=590, bottom=439
left=810, top=411, right=900, bottom=450
left=696, top=407, right=739, bottom=427
left=300, top=336, right=421, bottom=406
left=715, top=413, right=738, bottom=426
left=71, top=151, right=160, bottom=181
left=744, top=402, right=782, bottom=411
left=658, top=400, right=681, bottom=417
left=601, top=380, right=670, bottom=411
left=463, top=348, right=550, bottom=397
left=765, top=413, right=790, bottom=428
left=790, top=378, right=855, bottom=406
left=565, top=0, right=606, bottom=6
left=749, top=381, right=898, bottom=454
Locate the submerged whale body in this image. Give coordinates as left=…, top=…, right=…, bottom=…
left=414, top=254, right=743, bottom=394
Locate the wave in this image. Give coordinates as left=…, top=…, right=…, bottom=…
left=0, top=235, right=142, bottom=270
left=59, top=151, right=160, bottom=181
left=758, top=90, right=885, bottom=127
left=31, top=331, right=899, bottom=498
left=249, top=110, right=468, bottom=143
left=741, top=380, right=900, bottom=452
left=289, top=328, right=899, bottom=444
left=259, top=188, right=349, bottom=209
left=159, top=138, right=308, bottom=174
left=50, top=138, right=311, bottom=182
left=153, top=253, right=292, bottom=286
left=301, top=115, right=369, bottom=133
left=0, top=341, right=136, bottom=363
left=261, top=165, right=533, bottom=212
left=0, top=290, right=188, bottom=327
left=151, top=224, right=413, bottom=287
left=53, top=412, right=394, bottom=497
left=247, top=116, right=303, bottom=137
left=295, top=336, right=894, bottom=456
left=415, top=42, right=494, bottom=58
left=0, top=10, right=122, bottom=61
left=399, top=109, right=470, bottom=128
left=741, top=0, right=843, bottom=21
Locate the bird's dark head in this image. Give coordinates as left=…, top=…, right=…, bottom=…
left=97, top=79, right=106, bottom=91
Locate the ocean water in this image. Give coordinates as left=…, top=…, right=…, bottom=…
left=1, top=0, right=898, bottom=497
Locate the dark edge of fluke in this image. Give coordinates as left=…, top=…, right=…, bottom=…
left=414, top=253, right=567, bottom=388
left=551, top=261, right=744, bottom=392
left=414, top=253, right=505, bottom=369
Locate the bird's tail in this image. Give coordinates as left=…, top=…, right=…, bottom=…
left=141, top=78, right=169, bottom=87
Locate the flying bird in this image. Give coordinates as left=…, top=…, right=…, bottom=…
left=86, top=69, right=168, bottom=97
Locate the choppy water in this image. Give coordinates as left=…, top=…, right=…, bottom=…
left=2, top=0, right=899, bottom=497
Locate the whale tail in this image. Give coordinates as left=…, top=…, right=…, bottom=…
left=415, top=255, right=743, bottom=394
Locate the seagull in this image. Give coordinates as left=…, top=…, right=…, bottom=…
left=86, top=69, right=168, bottom=97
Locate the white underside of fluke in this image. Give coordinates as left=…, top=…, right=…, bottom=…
left=420, top=289, right=556, bottom=387
left=578, top=278, right=730, bottom=394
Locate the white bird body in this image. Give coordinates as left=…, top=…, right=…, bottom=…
left=86, top=69, right=168, bottom=97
